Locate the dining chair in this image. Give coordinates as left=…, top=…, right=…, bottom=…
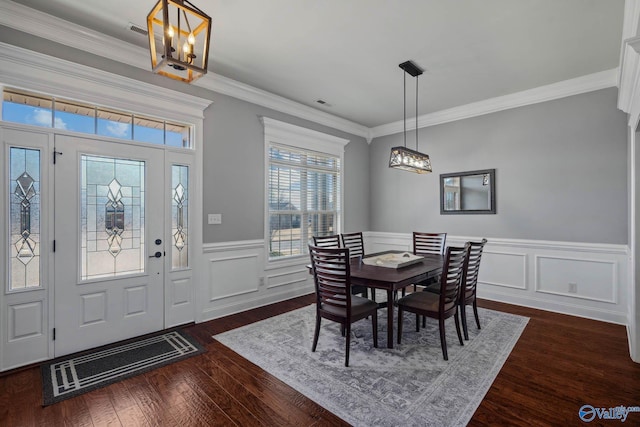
left=396, top=242, right=470, bottom=360
left=313, top=234, right=369, bottom=299
left=340, top=232, right=374, bottom=301
left=459, top=239, right=487, bottom=340
left=308, top=244, right=378, bottom=367
left=407, top=232, right=447, bottom=295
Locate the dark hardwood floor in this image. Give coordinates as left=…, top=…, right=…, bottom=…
left=1, top=295, right=639, bottom=426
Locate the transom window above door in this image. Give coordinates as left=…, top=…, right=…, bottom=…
left=2, top=88, right=192, bottom=148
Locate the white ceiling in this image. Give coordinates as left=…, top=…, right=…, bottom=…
left=12, top=0, right=626, bottom=128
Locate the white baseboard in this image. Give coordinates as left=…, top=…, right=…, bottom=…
left=479, top=288, right=628, bottom=325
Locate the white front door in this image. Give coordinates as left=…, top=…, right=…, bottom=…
left=53, top=135, right=165, bottom=356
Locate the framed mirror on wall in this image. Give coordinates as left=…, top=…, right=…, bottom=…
left=440, top=169, right=496, bottom=214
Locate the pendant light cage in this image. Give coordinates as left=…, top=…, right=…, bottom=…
left=147, top=0, right=212, bottom=83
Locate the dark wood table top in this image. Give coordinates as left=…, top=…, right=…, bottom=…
left=349, top=251, right=444, bottom=291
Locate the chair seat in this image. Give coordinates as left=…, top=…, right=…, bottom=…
left=322, top=295, right=378, bottom=317
left=397, top=292, right=456, bottom=314
left=422, top=283, right=440, bottom=294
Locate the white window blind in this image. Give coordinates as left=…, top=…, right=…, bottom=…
left=267, top=143, right=341, bottom=260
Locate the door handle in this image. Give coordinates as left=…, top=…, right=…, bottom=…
left=149, top=251, right=162, bottom=258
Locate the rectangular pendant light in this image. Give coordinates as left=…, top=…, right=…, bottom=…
left=389, top=60, right=432, bottom=174
left=389, top=146, right=432, bottom=174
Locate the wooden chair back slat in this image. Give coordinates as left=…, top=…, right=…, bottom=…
left=312, top=234, right=341, bottom=249
left=439, top=243, right=471, bottom=314
left=341, top=232, right=364, bottom=258
left=413, top=232, right=447, bottom=256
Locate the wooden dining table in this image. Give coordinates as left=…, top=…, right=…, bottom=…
left=350, top=251, right=444, bottom=348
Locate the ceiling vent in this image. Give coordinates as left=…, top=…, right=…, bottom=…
left=128, top=23, right=148, bottom=36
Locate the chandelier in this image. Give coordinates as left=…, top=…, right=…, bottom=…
left=147, top=0, right=212, bottom=83
left=389, top=60, right=432, bottom=174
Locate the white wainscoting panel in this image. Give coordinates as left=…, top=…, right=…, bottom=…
left=480, top=251, right=528, bottom=290
left=198, top=235, right=629, bottom=327
left=365, top=232, right=629, bottom=325
left=266, top=268, right=309, bottom=290
left=535, top=255, right=617, bottom=303
left=200, top=240, right=313, bottom=322
left=208, top=254, right=260, bottom=301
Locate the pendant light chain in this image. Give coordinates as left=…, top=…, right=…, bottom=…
left=403, top=72, right=407, bottom=148
left=416, top=74, right=419, bottom=151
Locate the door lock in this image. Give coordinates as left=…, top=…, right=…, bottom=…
left=149, top=251, right=162, bottom=258
left=155, top=239, right=162, bottom=245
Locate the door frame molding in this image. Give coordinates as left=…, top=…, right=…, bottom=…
left=0, top=43, right=211, bottom=369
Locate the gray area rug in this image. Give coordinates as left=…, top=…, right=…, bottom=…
left=214, top=299, right=528, bottom=426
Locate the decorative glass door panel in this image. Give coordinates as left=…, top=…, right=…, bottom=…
left=171, top=165, right=188, bottom=269
left=81, top=155, right=145, bottom=280
left=9, top=147, right=41, bottom=290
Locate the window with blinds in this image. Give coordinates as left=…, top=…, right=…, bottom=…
left=268, top=143, right=341, bottom=260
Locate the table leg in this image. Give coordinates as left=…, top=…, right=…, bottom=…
left=387, top=289, right=394, bottom=349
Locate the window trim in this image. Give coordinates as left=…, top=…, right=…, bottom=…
left=262, top=117, right=348, bottom=266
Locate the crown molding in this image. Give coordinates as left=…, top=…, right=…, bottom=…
left=0, top=42, right=212, bottom=122
left=621, top=0, right=640, bottom=52
left=618, top=0, right=640, bottom=128
left=198, top=73, right=371, bottom=141
left=371, top=69, right=619, bottom=139
left=0, top=0, right=148, bottom=68
left=0, top=0, right=370, bottom=141
left=619, top=37, right=640, bottom=128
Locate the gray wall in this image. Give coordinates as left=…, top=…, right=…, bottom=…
left=0, top=26, right=371, bottom=244
left=203, top=93, right=370, bottom=242
left=370, top=88, right=628, bottom=244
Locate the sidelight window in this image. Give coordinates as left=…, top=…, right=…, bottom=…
left=9, top=147, right=41, bottom=289
left=171, top=165, right=189, bottom=269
